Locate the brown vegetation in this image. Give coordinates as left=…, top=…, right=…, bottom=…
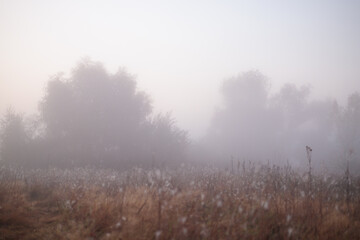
left=0, top=164, right=359, bottom=239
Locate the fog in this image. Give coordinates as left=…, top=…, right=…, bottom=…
left=1, top=1, right=360, bottom=172
left=201, top=71, right=360, bottom=172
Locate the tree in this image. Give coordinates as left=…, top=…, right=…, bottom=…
left=149, top=113, right=188, bottom=165
left=334, top=92, right=360, bottom=172
left=204, top=71, right=273, bottom=161
left=33, top=59, right=187, bottom=168
left=204, top=71, right=338, bottom=169
left=0, top=60, right=188, bottom=168
left=0, top=109, right=29, bottom=165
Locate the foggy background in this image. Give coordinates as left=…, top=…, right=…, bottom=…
left=1, top=0, right=360, bottom=139
left=1, top=1, right=360, bottom=172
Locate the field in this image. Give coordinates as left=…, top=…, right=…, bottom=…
left=1, top=163, right=360, bottom=240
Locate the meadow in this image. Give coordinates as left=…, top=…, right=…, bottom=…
left=1, top=162, right=359, bottom=239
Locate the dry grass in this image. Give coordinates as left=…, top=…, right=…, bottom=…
left=0, top=164, right=359, bottom=239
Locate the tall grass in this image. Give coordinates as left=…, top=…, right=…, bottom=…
left=0, top=163, right=359, bottom=239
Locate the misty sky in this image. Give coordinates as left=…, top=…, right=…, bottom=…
left=1, top=0, right=360, bottom=139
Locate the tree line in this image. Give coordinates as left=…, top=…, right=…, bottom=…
left=1, top=61, right=359, bottom=172
left=0, top=60, right=187, bottom=168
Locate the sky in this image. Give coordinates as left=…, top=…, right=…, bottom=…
left=1, top=0, right=360, bottom=139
